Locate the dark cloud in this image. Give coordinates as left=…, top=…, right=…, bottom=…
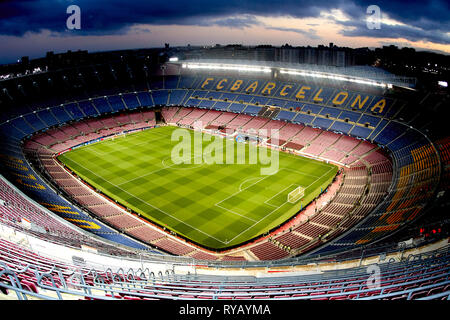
left=0, top=0, right=336, bottom=36
left=266, top=27, right=322, bottom=40
left=207, top=15, right=263, bottom=29
left=154, top=14, right=263, bottom=30
left=344, top=0, right=450, bottom=32
left=0, top=0, right=448, bottom=48
left=331, top=0, right=450, bottom=45
left=337, top=18, right=450, bottom=45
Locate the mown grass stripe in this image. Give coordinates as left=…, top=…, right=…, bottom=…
left=58, top=126, right=338, bottom=249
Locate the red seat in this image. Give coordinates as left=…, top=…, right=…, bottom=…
left=428, top=286, right=445, bottom=296
left=123, top=295, right=141, bottom=300
left=329, top=296, right=348, bottom=300
left=390, top=294, right=408, bottom=300
left=21, top=280, right=38, bottom=294
left=410, top=290, right=428, bottom=299
left=327, top=290, right=342, bottom=294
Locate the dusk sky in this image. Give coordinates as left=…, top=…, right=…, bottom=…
left=0, top=0, right=449, bottom=64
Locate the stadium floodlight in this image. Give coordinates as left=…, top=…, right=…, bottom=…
left=438, top=81, right=448, bottom=87
left=183, top=63, right=271, bottom=73
left=169, top=57, right=179, bottom=62
left=288, top=186, right=305, bottom=203
left=279, top=68, right=391, bottom=89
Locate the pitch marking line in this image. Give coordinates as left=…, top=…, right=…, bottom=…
left=117, top=152, right=207, bottom=187
left=282, top=167, right=322, bottom=179
left=117, top=132, right=229, bottom=187
left=224, top=198, right=288, bottom=245
left=86, top=134, right=170, bottom=157
left=214, top=203, right=258, bottom=223
left=63, top=127, right=338, bottom=246
left=215, top=173, right=273, bottom=207
left=76, top=127, right=171, bottom=156
left=282, top=151, right=336, bottom=171
left=161, top=153, right=206, bottom=170
left=224, top=165, right=336, bottom=244
left=215, top=167, right=320, bottom=209
left=66, top=160, right=227, bottom=244
left=239, top=177, right=263, bottom=192
left=264, top=183, right=300, bottom=207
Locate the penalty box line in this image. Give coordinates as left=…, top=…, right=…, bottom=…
left=214, top=203, right=258, bottom=223
left=214, top=168, right=300, bottom=224
left=215, top=167, right=320, bottom=209
left=224, top=165, right=336, bottom=244
left=264, top=183, right=300, bottom=208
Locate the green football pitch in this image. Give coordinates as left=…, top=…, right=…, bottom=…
left=58, top=125, right=338, bottom=250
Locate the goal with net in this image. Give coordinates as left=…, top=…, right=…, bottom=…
left=287, top=186, right=305, bottom=203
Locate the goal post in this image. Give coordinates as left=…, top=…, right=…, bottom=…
left=287, top=186, right=305, bottom=203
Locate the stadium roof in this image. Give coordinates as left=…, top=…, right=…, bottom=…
left=174, top=59, right=417, bottom=89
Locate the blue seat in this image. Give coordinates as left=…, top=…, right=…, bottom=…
left=136, top=92, right=153, bottom=107
left=78, top=101, right=99, bottom=117
left=24, top=113, right=47, bottom=131
left=37, top=109, right=60, bottom=127
left=168, top=90, right=188, bottom=105
left=275, top=110, right=296, bottom=121
left=242, top=105, right=261, bottom=115
left=107, top=96, right=126, bottom=112
left=64, top=103, right=85, bottom=119
left=92, top=97, right=113, bottom=114
left=122, top=94, right=140, bottom=109
left=152, top=90, right=169, bottom=106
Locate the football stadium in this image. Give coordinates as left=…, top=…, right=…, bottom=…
left=0, top=0, right=449, bottom=306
